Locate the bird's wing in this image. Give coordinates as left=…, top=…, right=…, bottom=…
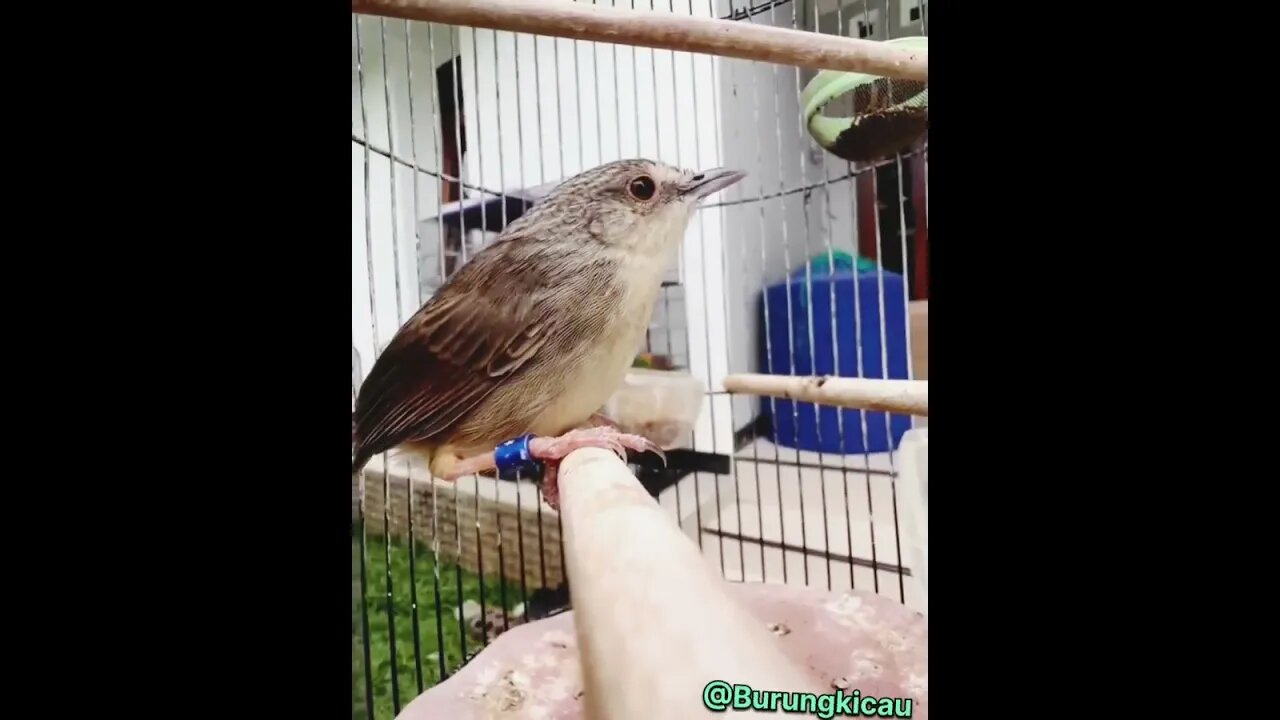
left=353, top=259, right=555, bottom=463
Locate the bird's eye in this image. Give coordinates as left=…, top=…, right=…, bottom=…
left=627, top=175, right=657, bottom=201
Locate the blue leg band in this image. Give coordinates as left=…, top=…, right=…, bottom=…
left=494, top=434, right=543, bottom=481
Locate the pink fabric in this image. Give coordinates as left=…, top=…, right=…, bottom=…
left=396, top=583, right=927, bottom=719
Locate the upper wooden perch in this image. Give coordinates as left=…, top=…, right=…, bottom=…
left=724, top=373, right=928, bottom=417
left=351, top=0, right=929, bottom=80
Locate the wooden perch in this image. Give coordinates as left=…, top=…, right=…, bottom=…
left=351, top=0, right=928, bottom=80
left=723, top=373, right=928, bottom=417
left=557, top=448, right=825, bottom=719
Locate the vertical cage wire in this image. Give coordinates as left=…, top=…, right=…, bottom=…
left=827, top=0, right=854, bottom=592
left=352, top=350, right=375, bottom=720
left=508, top=31, right=532, bottom=633
left=376, top=18, right=406, bottom=713
left=765, top=0, right=809, bottom=585
left=726, top=0, right=774, bottom=584
left=399, top=19, right=427, bottom=697
left=485, top=21, right=512, bottom=639
left=645, top=0, right=685, bottom=531
left=352, top=2, right=927, bottom=714
left=810, top=0, right=848, bottom=592
left=528, top=29, right=553, bottom=594
left=663, top=0, right=706, bottom=554
left=728, top=0, right=780, bottom=584
left=443, top=27, right=474, bottom=675
left=418, top=20, right=450, bottom=685
left=704, top=0, right=747, bottom=586
left=464, top=25, right=491, bottom=655
left=683, top=0, right=722, bottom=569
left=853, top=0, right=888, bottom=598
left=839, top=0, right=890, bottom=594
left=352, top=17, right=380, bottom=720
left=786, top=0, right=829, bottom=590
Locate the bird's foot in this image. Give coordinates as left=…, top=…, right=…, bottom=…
left=529, top=427, right=666, bottom=511
left=472, top=427, right=662, bottom=510
left=530, top=426, right=666, bottom=465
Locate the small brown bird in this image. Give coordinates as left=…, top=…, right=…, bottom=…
left=352, top=159, right=745, bottom=508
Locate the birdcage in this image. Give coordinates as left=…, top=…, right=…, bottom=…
left=351, top=1, right=927, bottom=717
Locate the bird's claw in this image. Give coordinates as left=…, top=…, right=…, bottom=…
left=642, top=439, right=667, bottom=467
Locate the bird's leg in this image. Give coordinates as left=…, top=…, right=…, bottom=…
left=439, top=452, right=498, bottom=480
left=443, top=427, right=665, bottom=510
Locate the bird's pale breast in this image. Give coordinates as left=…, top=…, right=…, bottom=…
left=528, top=250, right=671, bottom=437
left=447, top=216, right=686, bottom=454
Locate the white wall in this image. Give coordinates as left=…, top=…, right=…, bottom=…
left=351, top=18, right=458, bottom=383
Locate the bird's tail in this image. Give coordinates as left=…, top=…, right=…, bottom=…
left=351, top=455, right=369, bottom=477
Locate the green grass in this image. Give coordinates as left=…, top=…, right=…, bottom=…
left=352, top=529, right=523, bottom=720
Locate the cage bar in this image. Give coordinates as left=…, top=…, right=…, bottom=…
left=352, top=0, right=928, bottom=78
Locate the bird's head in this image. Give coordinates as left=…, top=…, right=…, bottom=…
left=507, top=159, right=746, bottom=254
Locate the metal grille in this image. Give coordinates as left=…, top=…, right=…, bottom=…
left=351, top=1, right=928, bottom=717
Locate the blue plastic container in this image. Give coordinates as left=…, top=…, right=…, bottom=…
left=759, top=268, right=912, bottom=454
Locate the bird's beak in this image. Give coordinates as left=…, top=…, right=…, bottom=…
left=679, top=167, right=747, bottom=200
